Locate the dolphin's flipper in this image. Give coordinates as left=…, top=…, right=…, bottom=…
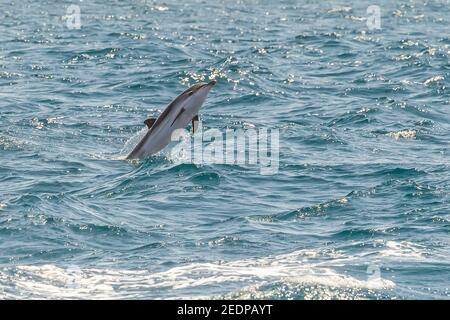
left=144, top=118, right=157, bottom=129
left=192, top=115, right=199, bottom=134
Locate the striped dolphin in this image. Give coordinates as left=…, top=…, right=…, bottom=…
left=126, top=80, right=216, bottom=159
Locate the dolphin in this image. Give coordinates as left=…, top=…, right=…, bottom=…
left=126, top=80, right=216, bottom=159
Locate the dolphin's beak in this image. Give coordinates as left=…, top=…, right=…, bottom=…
left=195, top=80, right=216, bottom=93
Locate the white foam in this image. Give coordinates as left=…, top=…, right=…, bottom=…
left=386, top=129, right=417, bottom=140
left=119, top=127, right=148, bottom=157
left=379, top=240, right=426, bottom=259
left=0, top=249, right=396, bottom=299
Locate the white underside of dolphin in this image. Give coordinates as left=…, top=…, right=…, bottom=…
left=126, top=80, right=216, bottom=160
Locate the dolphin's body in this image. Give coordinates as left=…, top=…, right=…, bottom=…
left=126, top=80, right=216, bottom=159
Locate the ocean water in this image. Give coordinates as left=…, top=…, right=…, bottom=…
left=1, top=0, right=449, bottom=299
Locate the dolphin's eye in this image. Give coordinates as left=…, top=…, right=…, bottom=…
left=188, top=91, right=194, bottom=96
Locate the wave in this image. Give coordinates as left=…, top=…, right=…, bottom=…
left=0, top=248, right=396, bottom=299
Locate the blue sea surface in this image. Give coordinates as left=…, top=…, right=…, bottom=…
left=1, top=0, right=449, bottom=299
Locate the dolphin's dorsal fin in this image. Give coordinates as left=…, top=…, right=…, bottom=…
left=144, top=118, right=157, bottom=129
left=192, top=115, right=199, bottom=134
